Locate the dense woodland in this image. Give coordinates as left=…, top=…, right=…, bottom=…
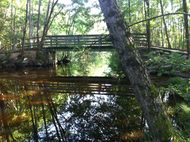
left=0, top=0, right=190, bottom=51
left=1, top=0, right=190, bottom=141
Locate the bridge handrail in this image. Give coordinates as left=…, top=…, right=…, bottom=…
left=24, top=33, right=147, bottom=50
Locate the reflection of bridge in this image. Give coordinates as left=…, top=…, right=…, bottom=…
left=22, top=76, right=133, bottom=96
left=25, top=33, right=147, bottom=51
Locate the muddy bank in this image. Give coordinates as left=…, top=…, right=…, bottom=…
left=0, top=50, right=55, bottom=69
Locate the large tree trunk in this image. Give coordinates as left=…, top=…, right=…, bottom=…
left=98, top=0, right=174, bottom=141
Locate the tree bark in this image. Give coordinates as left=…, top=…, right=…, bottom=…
left=37, top=0, right=41, bottom=47
left=40, top=0, right=59, bottom=48
left=11, top=0, right=16, bottom=50
left=21, top=0, right=29, bottom=54
left=29, top=0, right=33, bottom=48
left=182, top=0, right=190, bottom=56
left=144, top=0, right=151, bottom=49
left=159, top=0, right=172, bottom=48
left=98, top=0, right=173, bottom=141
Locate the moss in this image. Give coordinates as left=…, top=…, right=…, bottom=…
left=150, top=85, right=159, bottom=98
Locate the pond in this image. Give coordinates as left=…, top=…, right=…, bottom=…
left=0, top=52, right=145, bottom=142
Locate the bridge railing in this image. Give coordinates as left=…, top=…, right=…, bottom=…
left=44, top=34, right=112, bottom=50
left=24, top=33, right=147, bottom=50
left=132, top=33, right=147, bottom=47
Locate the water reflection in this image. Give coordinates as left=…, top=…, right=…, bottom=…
left=0, top=69, right=145, bottom=142
left=56, top=51, right=111, bottom=76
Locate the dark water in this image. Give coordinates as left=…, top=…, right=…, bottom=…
left=0, top=68, right=145, bottom=142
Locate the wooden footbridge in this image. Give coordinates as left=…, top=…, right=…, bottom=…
left=8, top=32, right=190, bottom=55
left=24, top=33, right=147, bottom=51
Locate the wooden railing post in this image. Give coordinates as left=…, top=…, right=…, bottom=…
left=55, top=36, right=57, bottom=48
left=99, top=35, right=102, bottom=48
left=77, top=35, right=80, bottom=45
left=50, top=36, right=52, bottom=47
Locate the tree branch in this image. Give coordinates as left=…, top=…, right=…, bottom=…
left=129, top=12, right=190, bottom=27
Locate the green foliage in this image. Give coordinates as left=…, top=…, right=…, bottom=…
left=72, top=7, right=95, bottom=34
left=146, top=51, right=190, bottom=140
left=166, top=77, right=190, bottom=101
left=173, top=103, right=190, bottom=139
left=157, top=76, right=190, bottom=140
left=107, top=51, right=125, bottom=77
left=146, top=51, right=190, bottom=76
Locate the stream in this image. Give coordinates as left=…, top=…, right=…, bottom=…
left=0, top=52, right=145, bottom=142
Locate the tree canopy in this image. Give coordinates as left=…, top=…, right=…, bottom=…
left=0, top=0, right=189, bottom=51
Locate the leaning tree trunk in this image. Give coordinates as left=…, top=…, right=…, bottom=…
left=98, top=0, right=174, bottom=141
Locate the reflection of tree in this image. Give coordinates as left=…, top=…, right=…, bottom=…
left=56, top=94, right=143, bottom=141
left=25, top=86, right=68, bottom=142
left=28, top=96, right=39, bottom=142
left=0, top=79, right=68, bottom=141
left=0, top=77, right=144, bottom=141
left=0, top=80, right=17, bottom=142
left=46, top=96, right=68, bottom=141
left=0, top=95, right=10, bottom=142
